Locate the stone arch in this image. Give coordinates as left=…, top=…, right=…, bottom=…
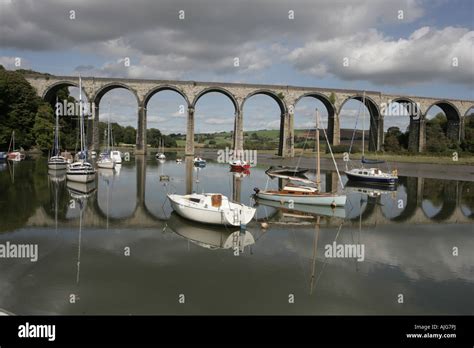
left=241, top=89, right=288, bottom=156
left=242, top=89, right=287, bottom=114
left=192, top=86, right=238, bottom=113
left=388, top=97, right=422, bottom=152
left=43, top=80, right=87, bottom=103
left=295, top=92, right=335, bottom=117
left=425, top=100, right=462, bottom=143
left=92, top=82, right=140, bottom=106
left=464, top=106, right=474, bottom=117
left=338, top=94, right=382, bottom=151
left=294, top=92, right=337, bottom=146
left=144, top=85, right=190, bottom=109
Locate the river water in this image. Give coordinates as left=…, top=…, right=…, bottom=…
left=0, top=155, right=473, bottom=315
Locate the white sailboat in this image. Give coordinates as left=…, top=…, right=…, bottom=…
left=344, top=91, right=398, bottom=185
left=168, top=193, right=256, bottom=227
left=156, top=138, right=166, bottom=160
left=48, top=97, right=67, bottom=170
left=96, top=104, right=115, bottom=170
left=7, top=131, right=25, bottom=161
left=66, top=76, right=97, bottom=183
left=255, top=109, right=346, bottom=207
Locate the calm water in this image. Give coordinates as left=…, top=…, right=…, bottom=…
left=0, top=155, right=473, bottom=315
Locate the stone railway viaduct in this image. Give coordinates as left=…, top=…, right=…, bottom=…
left=25, top=74, right=474, bottom=157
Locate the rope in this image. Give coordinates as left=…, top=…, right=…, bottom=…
left=319, top=117, right=345, bottom=191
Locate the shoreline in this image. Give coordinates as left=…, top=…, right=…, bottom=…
left=196, top=149, right=474, bottom=182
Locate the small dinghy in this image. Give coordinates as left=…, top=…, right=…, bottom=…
left=229, top=159, right=250, bottom=171
left=265, top=166, right=308, bottom=178
left=167, top=193, right=256, bottom=227
left=193, top=157, right=206, bottom=167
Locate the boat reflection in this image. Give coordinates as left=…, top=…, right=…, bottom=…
left=167, top=213, right=255, bottom=252
left=255, top=197, right=346, bottom=219
left=48, top=168, right=66, bottom=182
left=67, top=180, right=97, bottom=199
left=344, top=180, right=397, bottom=197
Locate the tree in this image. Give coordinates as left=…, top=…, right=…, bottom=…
left=147, top=128, right=162, bottom=147
left=33, top=103, right=54, bottom=150
left=0, top=66, right=41, bottom=150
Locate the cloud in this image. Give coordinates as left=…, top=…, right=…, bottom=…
left=204, top=117, right=234, bottom=125
left=1, top=0, right=427, bottom=80
left=286, top=26, right=474, bottom=86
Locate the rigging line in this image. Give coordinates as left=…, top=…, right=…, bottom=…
left=313, top=221, right=343, bottom=288
left=348, top=99, right=363, bottom=155
left=319, top=115, right=344, bottom=190
left=294, top=123, right=312, bottom=171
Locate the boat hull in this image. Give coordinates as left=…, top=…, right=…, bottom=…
left=97, top=161, right=115, bottom=169
left=256, top=191, right=346, bottom=207
left=168, top=194, right=255, bottom=226
left=48, top=162, right=67, bottom=170
left=66, top=170, right=96, bottom=183
left=345, top=172, right=397, bottom=185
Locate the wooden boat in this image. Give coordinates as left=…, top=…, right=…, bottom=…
left=66, top=76, right=96, bottom=183
left=229, top=159, right=250, bottom=171
left=167, top=193, right=256, bottom=227
left=255, top=110, right=346, bottom=207
left=48, top=97, right=67, bottom=170
left=344, top=91, right=398, bottom=185
left=265, top=166, right=308, bottom=178
left=254, top=197, right=346, bottom=219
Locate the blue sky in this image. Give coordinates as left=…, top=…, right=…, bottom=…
left=1, top=0, right=473, bottom=134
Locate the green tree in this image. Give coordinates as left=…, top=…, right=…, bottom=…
left=0, top=66, right=40, bottom=150
left=33, top=103, right=54, bottom=150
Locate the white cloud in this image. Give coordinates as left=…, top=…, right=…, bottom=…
left=286, top=26, right=474, bottom=86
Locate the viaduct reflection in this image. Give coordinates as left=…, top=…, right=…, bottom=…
left=32, top=160, right=474, bottom=228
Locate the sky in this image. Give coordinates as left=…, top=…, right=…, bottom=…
left=1, top=0, right=473, bottom=134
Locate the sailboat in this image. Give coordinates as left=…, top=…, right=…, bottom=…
left=48, top=98, right=67, bottom=170
left=96, top=104, right=115, bottom=170
left=344, top=92, right=398, bottom=185
left=66, top=76, right=97, bottom=183
left=7, top=131, right=25, bottom=161
left=156, top=138, right=166, bottom=160
left=168, top=192, right=256, bottom=227
left=254, top=109, right=346, bottom=207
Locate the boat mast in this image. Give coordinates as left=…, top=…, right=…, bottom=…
left=78, top=76, right=84, bottom=157
left=12, top=131, right=15, bottom=151
left=362, top=91, right=365, bottom=161
left=315, top=109, right=321, bottom=191
left=55, top=96, right=60, bottom=156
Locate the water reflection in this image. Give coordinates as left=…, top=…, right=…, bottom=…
left=0, top=156, right=473, bottom=315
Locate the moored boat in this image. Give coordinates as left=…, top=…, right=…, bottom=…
left=110, top=150, right=122, bottom=163
left=255, top=109, right=346, bottom=207
left=167, top=193, right=256, bottom=227
left=7, top=131, right=25, bottom=161
left=48, top=98, right=68, bottom=170
left=66, top=76, right=96, bottom=183
left=193, top=157, right=206, bottom=167
left=229, top=159, right=250, bottom=171
left=344, top=91, right=398, bottom=186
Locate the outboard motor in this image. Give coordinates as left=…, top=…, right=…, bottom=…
left=253, top=187, right=260, bottom=194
